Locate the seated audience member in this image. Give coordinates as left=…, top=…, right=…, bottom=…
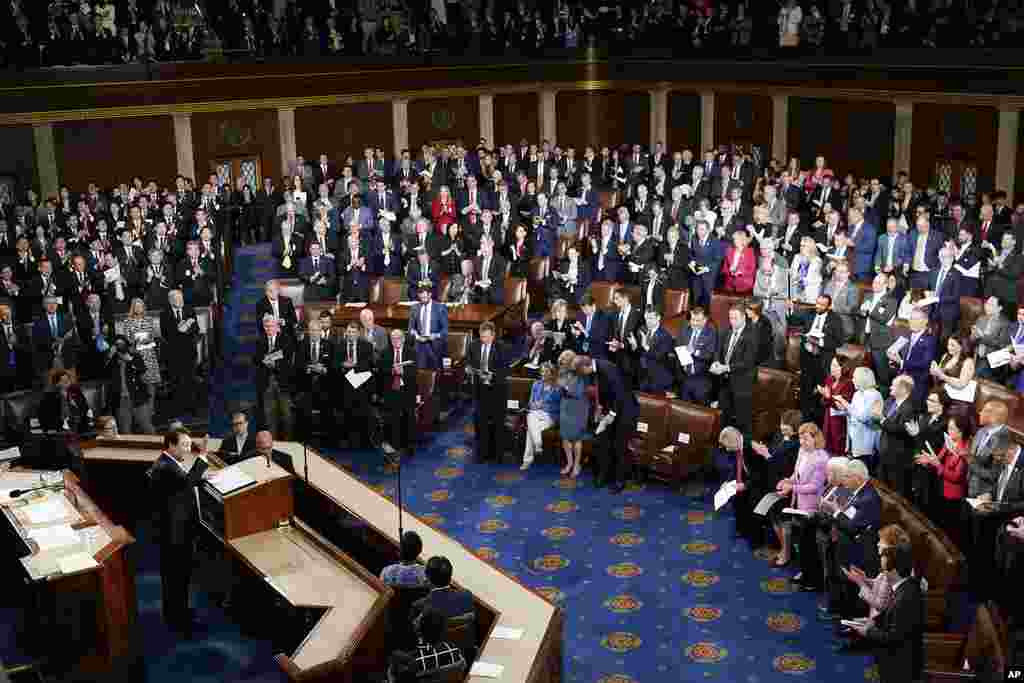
left=636, top=308, right=674, bottom=393
left=970, top=296, right=1009, bottom=379
left=847, top=540, right=924, bottom=683
left=388, top=608, right=466, bottom=683
left=887, top=308, right=935, bottom=408
left=837, top=524, right=912, bottom=650
left=819, top=356, right=854, bottom=456
left=521, top=363, right=562, bottom=471
left=914, top=412, right=971, bottom=544
left=408, top=283, right=448, bottom=370
left=39, top=368, right=92, bottom=433
left=767, top=423, right=829, bottom=567
left=833, top=367, right=882, bottom=467
left=413, top=556, right=475, bottom=622
left=219, top=412, right=255, bottom=465
left=673, top=305, right=717, bottom=403
left=733, top=409, right=802, bottom=545
left=381, top=531, right=428, bottom=589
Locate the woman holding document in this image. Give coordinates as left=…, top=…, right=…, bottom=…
left=766, top=423, right=828, bottom=567
left=913, top=413, right=971, bottom=547
left=928, top=335, right=976, bottom=416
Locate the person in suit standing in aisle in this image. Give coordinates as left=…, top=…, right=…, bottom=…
left=574, top=354, right=639, bottom=494
left=467, top=322, right=507, bottom=463
left=689, top=219, right=724, bottom=309
left=859, top=273, right=899, bottom=388
left=161, top=290, right=201, bottom=420
left=875, top=374, right=918, bottom=500
left=847, top=540, right=924, bottom=683
left=146, top=429, right=209, bottom=637
left=333, top=321, right=375, bottom=449
left=254, top=314, right=295, bottom=440
left=797, top=295, right=845, bottom=421
left=887, top=308, right=936, bottom=408
left=218, top=412, right=255, bottom=465
left=377, top=329, right=418, bottom=460
left=711, top=304, right=757, bottom=437
left=408, top=283, right=448, bottom=370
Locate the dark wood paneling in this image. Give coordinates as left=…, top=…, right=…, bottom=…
left=0, top=126, right=37, bottom=194
left=191, top=109, right=281, bottom=184
left=493, top=93, right=539, bottom=147
left=54, top=116, right=176, bottom=190
left=408, top=97, right=479, bottom=150
left=667, top=91, right=701, bottom=153
left=295, top=102, right=393, bottom=163
left=1015, top=114, right=1024, bottom=205
left=713, top=93, right=772, bottom=154
left=788, top=98, right=895, bottom=181
left=555, top=90, right=650, bottom=152
left=911, top=103, right=998, bottom=198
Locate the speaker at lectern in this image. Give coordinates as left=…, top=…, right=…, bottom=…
left=198, top=456, right=294, bottom=541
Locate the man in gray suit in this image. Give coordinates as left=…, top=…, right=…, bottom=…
left=763, top=184, right=787, bottom=230
left=858, top=273, right=899, bottom=388
left=971, top=296, right=1010, bottom=379
left=824, top=261, right=860, bottom=343
left=359, top=307, right=389, bottom=360
left=968, top=400, right=1011, bottom=500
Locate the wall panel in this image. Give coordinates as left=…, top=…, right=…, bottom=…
left=295, top=102, right=393, bottom=166
left=667, top=91, right=701, bottom=153
left=408, top=97, right=479, bottom=150
left=1015, top=113, right=1024, bottom=205
left=713, top=93, right=773, bottom=156
left=190, top=109, right=281, bottom=185
left=493, top=93, right=539, bottom=147
left=555, top=90, right=650, bottom=152
left=55, top=116, right=176, bottom=190
left=788, top=98, right=895, bottom=181
left=0, top=126, right=37, bottom=195
left=911, top=103, right=998, bottom=200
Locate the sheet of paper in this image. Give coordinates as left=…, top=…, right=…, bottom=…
left=637, top=422, right=648, bottom=433
left=25, top=497, right=69, bottom=525
left=678, top=432, right=690, bottom=444
left=469, top=662, right=505, bottom=678
left=491, top=626, right=524, bottom=640
left=844, top=506, right=857, bottom=520
left=887, top=337, right=908, bottom=355
left=674, top=345, right=693, bottom=366
left=987, top=347, right=1013, bottom=369
left=782, top=507, right=811, bottom=517
left=914, top=295, right=940, bottom=308
left=345, top=369, right=373, bottom=389
left=0, top=446, right=20, bottom=462
left=208, top=466, right=256, bottom=495
left=944, top=380, right=977, bottom=403
left=27, top=524, right=80, bottom=551
left=754, top=492, right=784, bottom=516
left=714, top=480, right=737, bottom=511
left=265, top=350, right=284, bottom=362
left=660, top=445, right=676, bottom=454
left=506, top=400, right=520, bottom=410
left=57, top=552, right=99, bottom=574
left=104, top=265, right=121, bottom=283
left=965, top=498, right=983, bottom=510
left=343, top=302, right=366, bottom=308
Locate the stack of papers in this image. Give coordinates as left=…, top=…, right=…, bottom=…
left=469, top=662, right=504, bottom=678
left=345, top=370, right=373, bottom=389
left=714, top=480, right=737, bottom=511
left=27, top=524, right=81, bottom=552
left=25, top=497, right=69, bottom=525
left=57, top=552, right=99, bottom=574
left=207, top=466, right=257, bottom=495
left=491, top=626, right=524, bottom=640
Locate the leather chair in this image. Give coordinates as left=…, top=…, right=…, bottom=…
left=661, top=400, right=721, bottom=487
left=3, top=390, right=42, bottom=438
left=438, top=276, right=452, bottom=303
left=835, top=343, right=869, bottom=368
left=959, top=296, right=984, bottom=339
left=751, top=368, right=797, bottom=442
left=709, top=293, right=746, bottom=330
left=526, top=257, right=551, bottom=313
left=662, top=316, right=685, bottom=339
left=367, top=277, right=382, bottom=304
left=502, top=277, right=529, bottom=339
left=975, top=379, right=1021, bottom=422
left=379, top=277, right=406, bottom=305
left=588, top=282, right=618, bottom=311
left=415, top=369, right=439, bottom=433
left=875, top=479, right=964, bottom=631
left=626, top=393, right=670, bottom=475
left=663, top=289, right=689, bottom=318
left=784, top=331, right=802, bottom=374
left=504, top=376, right=535, bottom=460
left=924, top=604, right=1007, bottom=681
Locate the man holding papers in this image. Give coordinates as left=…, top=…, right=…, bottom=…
left=146, top=429, right=208, bottom=637
left=254, top=315, right=295, bottom=440
left=971, top=296, right=1010, bottom=379
left=672, top=306, right=718, bottom=403
left=377, top=329, right=418, bottom=459
left=887, top=309, right=936, bottom=408
left=335, top=321, right=375, bottom=449
left=796, top=295, right=843, bottom=421
left=859, top=274, right=899, bottom=387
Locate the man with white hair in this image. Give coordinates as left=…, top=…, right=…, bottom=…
left=160, top=289, right=201, bottom=420
left=929, top=245, right=962, bottom=340
left=255, top=314, right=295, bottom=440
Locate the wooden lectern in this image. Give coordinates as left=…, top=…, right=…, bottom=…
left=197, top=455, right=294, bottom=541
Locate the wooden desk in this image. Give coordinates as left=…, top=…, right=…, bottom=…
left=0, top=469, right=136, bottom=677
left=332, top=303, right=511, bottom=336
left=81, top=437, right=563, bottom=683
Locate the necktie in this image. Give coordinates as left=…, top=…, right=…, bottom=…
left=349, top=341, right=355, bottom=364
left=725, top=328, right=739, bottom=363
left=421, top=304, right=429, bottom=336
left=269, top=336, right=275, bottom=353
left=936, top=268, right=946, bottom=292
left=998, top=462, right=1013, bottom=501
left=50, top=315, right=57, bottom=337
left=886, top=400, right=897, bottom=418
left=392, top=347, right=402, bottom=389
left=482, top=344, right=489, bottom=373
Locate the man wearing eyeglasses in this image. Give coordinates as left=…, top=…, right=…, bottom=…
left=219, top=412, right=254, bottom=465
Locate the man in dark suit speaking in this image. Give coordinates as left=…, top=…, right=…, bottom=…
left=575, top=354, right=639, bottom=494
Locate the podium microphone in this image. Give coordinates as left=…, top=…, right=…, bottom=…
left=10, top=482, right=64, bottom=498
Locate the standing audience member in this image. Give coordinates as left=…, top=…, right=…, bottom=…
left=819, top=356, right=854, bottom=455
left=557, top=350, right=589, bottom=479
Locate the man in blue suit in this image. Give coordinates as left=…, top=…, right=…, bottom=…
left=408, top=284, right=447, bottom=370
left=575, top=354, right=640, bottom=494
left=637, top=309, right=675, bottom=393
left=689, top=219, right=724, bottom=309
left=673, top=306, right=718, bottom=403
left=873, top=218, right=910, bottom=277
left=367, top=177, right=399, bottom=220
left=297, top=242, right=337, bottom=301
left=887, top=308, right=937, bottom=407
left=33, top=295, right=79, bottom=380
left=591, top=220, right=623, bottom=283
left=406, top=248, right=440, bottom=300
left=531, top=193, right=557, bottom=258
left=572, top=294, right=610, bottom=359
left=929, top=246, right=962, bottom=339
left=845, top=207, right=877, bottom=281
left=612, top=206, right=633, bottom=245
left=904, top=216, right=943, bottom=289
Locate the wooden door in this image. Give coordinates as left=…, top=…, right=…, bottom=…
left=211, top=155, right=262, bottom=192
left=933, top=159, right=979, bottom=207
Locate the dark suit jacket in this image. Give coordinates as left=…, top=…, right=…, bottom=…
left=595, top=359, right=639, bottom=419
left=219, top=433, right=256, bottom=465
left=146, top=451, right=208, bottom=548
left=879, top=398, right=918, bottom=469
left=638, top=327, right=675, bottom=391
left=864, top=577, right=924, bottom=683
left=674, top=324, right=718, bottom=378
left=717, top=324, right=757, bottom=394
left=295, top=335, right=337, bottom=395
left=159, top=306, right=201, bottom=368
left=861, top=293, right=899, bottom=350
left=376, top=342, right=417, bottom=403
left=298, top=256, right=337, bottom=301
left=575, top=310, right=610, bottom=359
left=254, top=333, right=296, bottom=393
left=255, top=296, right=299, bottom=339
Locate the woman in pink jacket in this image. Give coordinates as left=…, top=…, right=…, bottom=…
left=769, top=422, right=829, bottom=566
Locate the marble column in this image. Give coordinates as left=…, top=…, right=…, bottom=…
left=650, top=89, right=668, bottom=151
left=392, top=99, right=409, bottom=155
left=893, top=101, right=914, bottom=180
left=700, top=91, right=715, bottom=153
left=539, top=90, right=557, bottom=143
left=277, top=107, right=297, bottom=176
left=771, top=94, right=789, bottom=165
left=995, top=108, right=1020, bottom=199
left=479, top=94, right=494, bottom=150
left=32, top=124, right=58, bottom=200
left=172, top=113, right=196, bottom=181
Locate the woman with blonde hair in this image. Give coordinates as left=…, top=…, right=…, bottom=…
left=557, top=350, right=589, bottom=478
left=521, top=363, right=562, bottom=471
left=768, top=422, right=829, bottom=566
left=120, top=297, right=160, bottom=433
left=835, top=366, right=883, bottom=465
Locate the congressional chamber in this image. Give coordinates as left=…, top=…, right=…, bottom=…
left=2, top=6, right=1024, bottom=682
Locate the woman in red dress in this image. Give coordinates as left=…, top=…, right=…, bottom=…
left=431, top=185, right=456, bottom=236
left=819, top=356, right=854, bottom=455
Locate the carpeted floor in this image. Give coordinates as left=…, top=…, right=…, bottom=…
left=0, top=243, right=899, bottom=682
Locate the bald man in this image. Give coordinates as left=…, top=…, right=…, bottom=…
left=250, top=430, right=295, bottom=474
